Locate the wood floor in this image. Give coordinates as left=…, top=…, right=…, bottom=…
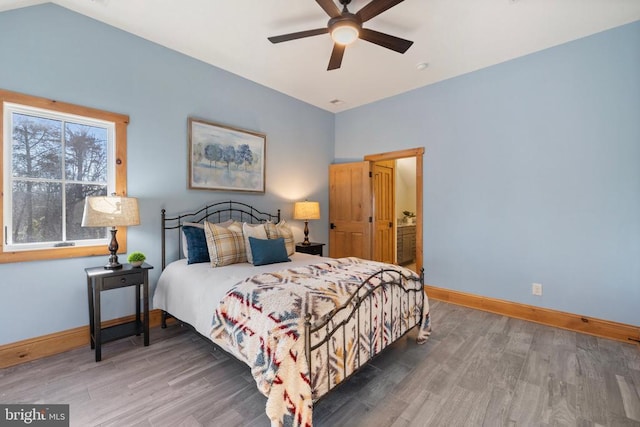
left=1, top=300, right=639, bottom=426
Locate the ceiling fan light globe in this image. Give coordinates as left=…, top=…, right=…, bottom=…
left=331, top=24, right=359, bottom=45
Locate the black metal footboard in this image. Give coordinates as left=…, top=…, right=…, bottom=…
left=304, top=267, right=425, bottom=400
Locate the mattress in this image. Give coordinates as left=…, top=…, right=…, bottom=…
left=152, top=252, right=327, bottom=336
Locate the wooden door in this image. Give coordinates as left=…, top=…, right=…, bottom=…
left=372, top=161, right=395, bottom=264
left=329, top=162, right=372, bottom=259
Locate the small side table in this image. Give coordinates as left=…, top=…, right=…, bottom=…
left=295, top=242, right=325, bottom=256
left=85, top=263, right=153, bottom=361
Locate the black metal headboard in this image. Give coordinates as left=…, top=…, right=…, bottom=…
left=161, top=200, right=281, bottom=270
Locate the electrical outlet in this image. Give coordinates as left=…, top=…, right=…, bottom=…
left=532, top=283, right=543, bottom=296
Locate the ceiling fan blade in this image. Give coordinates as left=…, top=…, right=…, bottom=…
left=268, top=28, right=328, bottom=44
left=356, top=0, right=405, bottom=23
left=359, top=28, right=413, bottom=53
left=316, top=0, right=342, bottom=18
left=327, top=43, right=346, bottom=70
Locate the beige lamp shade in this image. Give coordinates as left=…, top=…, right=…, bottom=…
left=81, top=195, right=140, bottom=227
left=293, top=201, right=320, bottom=220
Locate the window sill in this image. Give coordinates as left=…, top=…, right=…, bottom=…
left=0, top=242, right=127, bottom=264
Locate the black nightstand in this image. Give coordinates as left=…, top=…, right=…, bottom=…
left=85, top=263, right=153, bottom=361
left=295, top=242, right=325, bottom=256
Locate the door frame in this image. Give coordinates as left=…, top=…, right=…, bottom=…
left=364, top=147, right=424, bottom=274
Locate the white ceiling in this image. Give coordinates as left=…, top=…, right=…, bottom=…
left=2, top=0, right=639, bottom=112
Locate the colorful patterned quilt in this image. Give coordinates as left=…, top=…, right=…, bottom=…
left=210, top=257, right=431, bottom=427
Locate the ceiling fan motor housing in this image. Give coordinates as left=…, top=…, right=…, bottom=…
left=328, top=12, right=362, bottom=31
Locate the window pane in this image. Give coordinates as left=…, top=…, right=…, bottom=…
left=12, top=113, right=62, bottom=179
left=66, top=184, right=108, bottom=240
left=65, top=122, right=108, bottom=182
left=12, top=181, right=62, bottom=243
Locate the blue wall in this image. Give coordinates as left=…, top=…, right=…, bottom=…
left=0, top=4, right=334, bottom=345
left=336, top=21, right=640, bottom=326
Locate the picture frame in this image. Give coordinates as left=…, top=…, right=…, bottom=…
left=188, top=117, right=266, bottom=193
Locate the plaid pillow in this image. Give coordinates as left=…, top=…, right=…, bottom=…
left=204, top=221, right=247, bottom=267
left=265, top=220, right=295, bottom=256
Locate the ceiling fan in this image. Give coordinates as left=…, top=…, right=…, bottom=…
left=268, top=0, right=413, bottom=71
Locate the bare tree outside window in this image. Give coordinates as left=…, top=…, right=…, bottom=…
left=10, top=113, right=109, bottom=245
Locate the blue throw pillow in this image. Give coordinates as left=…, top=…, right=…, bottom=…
left=183, top=225, right=210, bottom=264
left=249, top=237, right=290, bottom=266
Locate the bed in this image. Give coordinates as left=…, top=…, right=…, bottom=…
left=154, top=200, right=431, bottom=426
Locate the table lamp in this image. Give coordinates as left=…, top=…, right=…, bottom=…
left=293, top=201, right=320, bottom=246
left=82, top=194, right=140, bottom=269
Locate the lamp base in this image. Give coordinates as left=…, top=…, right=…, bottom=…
left=104, top=227, right=122, bottom=269
left=302, top=220, right=311, bottom=245
left=104, top=261, right=123, bottom=270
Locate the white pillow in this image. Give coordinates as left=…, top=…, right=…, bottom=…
left=181, top=219, right=233, bottom=258
left=242, top=222, right=268, bottom=264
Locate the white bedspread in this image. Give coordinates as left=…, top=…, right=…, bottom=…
left=153, top=253, right=328, bottom=337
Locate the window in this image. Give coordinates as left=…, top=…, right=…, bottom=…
left=1, top=89, right=129, bottom=263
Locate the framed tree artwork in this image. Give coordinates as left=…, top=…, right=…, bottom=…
left=188, top=117, right=266, bottom=193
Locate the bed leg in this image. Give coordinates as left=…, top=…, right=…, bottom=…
left=416, top=267, right=431, bottom=344
left=304, top=313, right=312, bottom=384
left=161, top=310, right=168, bottom=328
